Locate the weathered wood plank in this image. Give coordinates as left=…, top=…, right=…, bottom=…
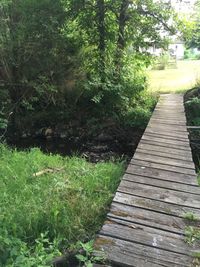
left=151, top=109, right=185, bottom=114
left=150, top=118, right=186, bottom=126
left=118, top=180, right=200, bottom=209
left=133, top=152, right=195, bottom=169
left=108, top=202, right=187, bottom=234
left=145, top=128, right=189, bottom=139
left=140, top=139, right=192, bottom=153
left=131, top=159, right=196, bottom=176
left=136, top=148, right=193, bottom=162
left=95, top=236, right=193, bottom=267
left=145, top=131, right=188, bottom=141
left=147, top=123, right=188, bottom=132
left=137, top=143, right=193, bottom=158
left=141, top=135, right=190, bottom=147
left=114, top=192, right=200, bottom=217
left=145, top=125, right=188, bottom=134
left=143, top=132, right=189, bottom=142
left=100, top=219, right=190, bottom=255
left=154, top=107, right=184, bottom=111
left=126, top=164, right=198, bottom=185
left=151, top=113, right=186, bottom=119
left=151, top=114, right=186, bottom=120
left=123, top=173, right=200, bottom=195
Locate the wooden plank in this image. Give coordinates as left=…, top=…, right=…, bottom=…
left=141, top=135, right=190, bottom=147
left=151, top=116, right=186, bottom=122
left=152, top=112, right=186, bottom=117
left=152, top=111, right=186, bottom=117
left=148, top=123, right=187, bottom=132
left=136, top=148, right=193, bottom=162
left=143, top=132, right=189, bottom=142
left=131, top=159, right=196, bottom=175
left=118, top=180, right=200, bottom=209
left=123, top=173, right=200, bottom=195
left=108, top=202, right=187, bottom=234
left=156, top=102, right=184, bottom=105
left=145, top=128, right=189, bottom=139
left=137, top=143, right=192, bottom=159
left=150, top=118, right=186, bottom=126
left=126, top=164, right=198, bottom=185
left=133, top=152, right=195, bottom=169
left=151, top=112, right=186, bottom=119
left=145, top=124, right=189, bottom=137
left=95, top=236, right=193, bottom=267
left=154, top=108, right=184, bottom=112
left=140, top=139, right=193, bottom=153
left=146, top=124, right=188, bottom=133
left=114, top=192, right=200, bottom=217
left=155, top=107, right=184, bottom=110
left=155, top=106, right=184, bottom=110
left=100, top=219, right=190, bottom=255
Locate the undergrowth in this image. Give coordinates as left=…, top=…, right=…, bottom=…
left=0, top=144, right=124, bottom=266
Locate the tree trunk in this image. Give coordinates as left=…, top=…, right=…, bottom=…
left=115, top=0, right=129, bottom=77
left=96, top=0, right=106, bottom=81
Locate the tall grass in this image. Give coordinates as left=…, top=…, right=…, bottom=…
left=0, top=144, right=124, bottom=266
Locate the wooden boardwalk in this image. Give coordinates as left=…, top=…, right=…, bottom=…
left=94, top=94, right=200, bottom=267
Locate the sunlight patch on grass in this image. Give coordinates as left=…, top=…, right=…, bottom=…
left=147, top=60, right=200, bottom=94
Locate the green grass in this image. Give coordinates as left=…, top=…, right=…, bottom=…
left=148, top=60, right=200, bottom=93
left=0, top=144, right=124, bottom=266
left=185, top=226, right=200, bottom=245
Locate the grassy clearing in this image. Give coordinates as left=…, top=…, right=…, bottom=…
left=148, top=60, right=200, bottom=93
left=0, top=144, right=124, bottom=266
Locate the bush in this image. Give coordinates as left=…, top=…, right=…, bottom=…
left=185, top=97, right=200, bottom=125
left=120, top=91, right=158, bottom=128
left=152, top=53, right=170, bottom=70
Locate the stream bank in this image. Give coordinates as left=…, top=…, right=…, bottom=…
left=6, top=125, right=144, bottom=164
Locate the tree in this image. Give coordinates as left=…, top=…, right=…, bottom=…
left=63, top=0, right=176, bottom=116
left=0, top=0, right=79, bottom=132
left=0, top=0, right=177, bottom=134
left=181, top=0, right=200, bottom=49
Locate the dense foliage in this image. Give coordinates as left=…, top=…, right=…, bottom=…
left=0, top=0, right=175, bottom=136
left=184, top=0, right=200, bottom=50
left=0, top=144, right=124, bottom=266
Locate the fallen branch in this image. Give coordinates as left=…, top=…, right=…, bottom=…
left=33, top=167, right=64, bottom=177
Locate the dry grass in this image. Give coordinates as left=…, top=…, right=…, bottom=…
left=147, top=60, right=200, bottom=94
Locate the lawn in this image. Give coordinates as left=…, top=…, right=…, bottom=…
left=148, top=60, right=200, bottom=93
left=0, top=144, right=124, bottom=266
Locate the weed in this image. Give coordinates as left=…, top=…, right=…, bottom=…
left=185, top=226, right=200, bottom=245
left=75, top=240, right=105, bottom=267
left=193, top=251, right=200, bottom=259
left=183, top=212, right=200, bottom=222
left=192, top=252, right=200, bottom=267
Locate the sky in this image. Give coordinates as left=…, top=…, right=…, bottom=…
left=168, top=0, right=196, bottom=18
left=170, top=0, right=196, bottom=14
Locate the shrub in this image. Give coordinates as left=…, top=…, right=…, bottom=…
left=185, top=97, right=200, bottom=125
